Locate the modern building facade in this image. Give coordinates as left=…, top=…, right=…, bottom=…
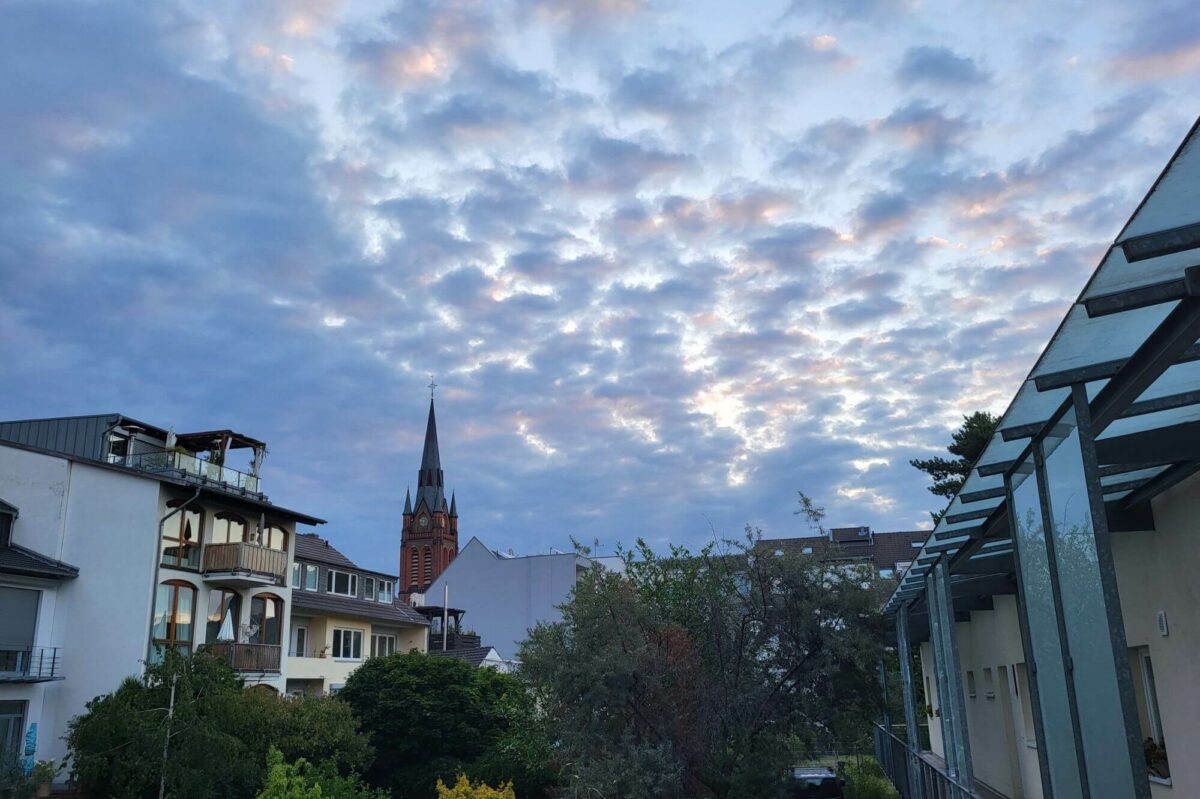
left=286, top=532, right=428, bottom=695
left=422, top=537, right=623, bottom=661
left=0, top=414, right=323, bottom=764
left=762, top=526, right=928, bottom=578
left=399, top=398, right=459, bottom=598
left=875, top=118, right=1200, bottom=799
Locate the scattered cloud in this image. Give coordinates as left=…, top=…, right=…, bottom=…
left=0, top=0, right=1195, bottom=570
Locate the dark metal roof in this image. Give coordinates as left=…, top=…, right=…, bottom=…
left=292, top=590, right=428, bottom=626
left=428, top=645, right=495, bottom=667
left=0, top=499, right=17, bottom=517
left=0, top=544, right=79, bottom=580
left=0, top=436, right=325, bottom=526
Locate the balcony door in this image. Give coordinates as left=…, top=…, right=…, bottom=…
left=0, top=588, right=38, bottom=675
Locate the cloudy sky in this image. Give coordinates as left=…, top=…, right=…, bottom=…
left=2, top=0, right=1199, bottom=572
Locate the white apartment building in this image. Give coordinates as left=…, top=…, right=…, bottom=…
left=423, top=537, right=623, bottom=661
left=0, top=414, right=324, bottom=765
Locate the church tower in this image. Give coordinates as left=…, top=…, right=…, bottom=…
left=399, top=397, right=459, bottom=597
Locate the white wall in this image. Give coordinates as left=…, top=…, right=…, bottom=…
left=0, top=446, right=162, bottom=763
left=425, top=538, right=592, bottom=660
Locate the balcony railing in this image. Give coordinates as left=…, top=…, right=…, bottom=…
left=209, top=642, right=281, bottom=673
left=0, top=646, right=62, bottom=682
left=121, top=449, right=261, bottom=495
left=202, top=542, right=287, bottom=582
left=430, top=631, right=481, bottom=650
left=874, top=724, right=979, bottom=799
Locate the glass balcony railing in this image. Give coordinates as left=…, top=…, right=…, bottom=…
left=121, top=449, right=261, bottom=494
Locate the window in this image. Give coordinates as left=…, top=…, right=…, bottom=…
left=249, top=594, right=283, bottom=646
left=327, top=570, right=357, bottom=597
left=983, top=667, right=995, bottom=699
left=212, top=513, right=247, bottom=545
left=162, top=501, right=202, bottom=570
left=291, top=625, right=308, bottom=657
left=332, top=628, right=363, bottom=660
left=0, top=702, right=25, bottom=756
left=377, top=580, right=394, bottom=604
left=107, top=433, right=129, bottom=463
left=911, top=541, right=924, bottom=548
left=291, top=562, right=301, bottom=588
left=802, top=546, right=813, bottom=555
left=261, top=524, right=287, bottom=551
left=364, top=577, right=376, bottom=602
left=371, top=634, right=396, bottom=658
left=1135, top=648, right=1170, bottom=780
left=423, top=548, right=432, bottom=581
left=879, top=568, right=895, bottom=579
left=409, top=550, right=418, bottom=588
left=205, top=589, right=240, bottom=643
left=966, top=670, right=977, bottom=699
left=151, top=580, right=196, bottom=660
left=304, top=564, right=318, bottom=591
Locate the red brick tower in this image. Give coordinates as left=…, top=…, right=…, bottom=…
left=399, top=398, right=459, bottom=597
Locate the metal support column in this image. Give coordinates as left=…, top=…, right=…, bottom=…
left=896, top=604, right=924, bottom=799
left=932, top=558, right=974, bottom=790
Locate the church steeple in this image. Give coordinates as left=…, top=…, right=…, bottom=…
left=415, top=398, right=444, bottom=513
left=400, top=393, right=460, bottom=598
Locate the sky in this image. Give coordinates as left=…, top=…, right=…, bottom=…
left=2, top=0, right=1199, bottom=573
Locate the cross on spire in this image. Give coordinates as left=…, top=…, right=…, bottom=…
left=428, top=375, right=438, bottom=398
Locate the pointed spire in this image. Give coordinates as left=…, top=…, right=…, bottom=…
left=403, top=488, right=412, bottom=515
left=449, top=492, right=458, bottom=518
left=415, top=397, right=446, bottom=513
left=420, top=398, right=441, bottom=474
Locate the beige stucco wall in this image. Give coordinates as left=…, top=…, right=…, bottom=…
left=286, top=612, right=427, bottom=694
left=914, top=471, right=1200, bottom=798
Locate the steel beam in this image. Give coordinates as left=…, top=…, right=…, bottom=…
left=1090, top=296, right=1200, bottom=434
left=1122, top=459, right=1200, bottom=509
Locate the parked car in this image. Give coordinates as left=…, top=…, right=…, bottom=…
left=789, top=766, right=845, bottom=798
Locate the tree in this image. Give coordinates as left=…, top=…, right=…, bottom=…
left=910, top=411, right=1000, bottom=511
left=520, top=532, right=889, bottom=799
left=256, top=747, right=385, bottom=799
left=336, top=653, right=554, bottom=799
left=67, top=649, right=372, bottom=799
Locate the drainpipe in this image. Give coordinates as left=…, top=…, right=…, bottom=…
left=442, top=584, right=449, bottom=652
left=145, top=486, right=204, bottom=667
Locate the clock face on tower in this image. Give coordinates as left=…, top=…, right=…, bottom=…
left=419, top=514, right=429, bottom=530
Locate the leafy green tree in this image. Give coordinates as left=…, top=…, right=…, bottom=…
left=67, top=649, right=372, bottom=799
left=520, top=532, right=888, bottom=799
left=337, top=653, right=554, bottom=799
left=910, top=411, right=1000, bottom=515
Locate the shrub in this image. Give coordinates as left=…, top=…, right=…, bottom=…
left=841, top=759, right=898, bottom=799
left=435, top=775, right=516, bottom=799
left=256, top=747, right=385, bottom=799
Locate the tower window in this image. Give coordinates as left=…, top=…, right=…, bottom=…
left=423, top=548, right=432, bottom=580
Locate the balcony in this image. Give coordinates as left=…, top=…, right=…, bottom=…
left=0, top=646, right=63, bottom=683
left=209, top=642, right=281, bottom=673
left=120, top=449, right=262, bottom=496
left=202, top=542, right=287, bottom=586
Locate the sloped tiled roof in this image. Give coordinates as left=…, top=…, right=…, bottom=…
left=292, top=589, right=428, bottom=626
left=294, top=532, right=359, bottom=570
left=759, top=529, right=929, bottom=573
left=428, top=645, right=496, bottom=667
left=0, top=544, right=79, bottom=579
